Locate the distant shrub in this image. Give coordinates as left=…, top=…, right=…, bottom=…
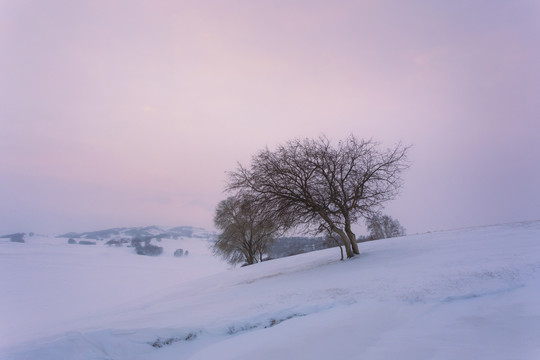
left=9, top=233, right=25, bottom=243
left=174, top=249, right=184, bottom=257
left=131, top=238, right=142, bottom=248
left=105, top=239, right=122, bottom=246
left=79, top=240, right=96, bottom=245
left=134, top=243, right=163, bottom=256
left=1, top=233, right=25, bottom=242
left=151, top=332, right=198, bottom=348
left=131, top=237, right=152, bottom=247
left=68, top=238, right=77, bottom=244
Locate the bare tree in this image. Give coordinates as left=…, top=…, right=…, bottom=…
left=213, top=195, right=280, bottom=266
left=227, top=135, right=410, bottom=259
left=366, top=213, right=406, bottom=240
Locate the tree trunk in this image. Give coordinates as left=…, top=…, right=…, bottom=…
left=333, top=228, right=354, bottom=258
left=345, top=214, right=360, bottom=255
left=345, top=225, right=360, bottom=255
left=318, top=210, right=354, bottom=258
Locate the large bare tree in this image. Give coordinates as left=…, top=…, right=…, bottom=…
left=213, top=195, right=280, bottom=266
left=226, top=135, right=410, bottom=259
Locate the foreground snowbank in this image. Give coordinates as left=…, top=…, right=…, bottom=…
left=1, top=221, right=540, bottom=359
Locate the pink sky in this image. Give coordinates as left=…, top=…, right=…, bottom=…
left=1, top=0, right=539, bottom=235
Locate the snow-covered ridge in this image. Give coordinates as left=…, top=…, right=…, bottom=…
left=57, top=225, right=216, bottom=241
left=1, top=221, right=540, bottom=359
left=0, top=225, right=218, bottom=258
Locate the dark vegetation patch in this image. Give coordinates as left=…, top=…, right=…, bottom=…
left=227, top=323, right=259, bottom=335
left=132, top=238, right=163, bottom=256
left=265, top=314, right=302, bottom=328
left=1, top=233, right=25, bottom=243
left=174, top=248, right=189, bottom=257
left=151, top=332, right=199, bottom=348
left=227, top=313, right=305, bottom=335
left=105, top=239, right=121, bottom=246
left=78, top=241, right=96, bottom=245
left=149, top=313, right=305, bottom=350
left=268, top=237, right=334, bottom=258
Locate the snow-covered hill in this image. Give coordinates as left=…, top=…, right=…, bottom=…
left=1, top=221, right=539, bottom=359
left=58, top=225, right=216, bottom=242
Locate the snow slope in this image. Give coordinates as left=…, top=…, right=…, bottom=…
left=0, top=233, right=228, bottom=350
left=1, top=221, right=540, bottom=359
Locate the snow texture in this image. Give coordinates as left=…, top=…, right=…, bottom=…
left=1, top=221, right=540, bottom=359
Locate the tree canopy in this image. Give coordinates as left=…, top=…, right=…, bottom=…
left=213, top=195, right=280, bottom=265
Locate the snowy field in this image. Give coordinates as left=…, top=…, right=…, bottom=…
left=1, top=221, right=540, bottom=359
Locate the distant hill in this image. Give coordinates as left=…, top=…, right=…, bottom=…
left=58, top=225, right=217, bottom=242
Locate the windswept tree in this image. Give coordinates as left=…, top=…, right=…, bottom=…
left=227, top=135, right=410, bottom=259
left=366, top=213, right=406, bottom=240
left=213, top=195, right=280, bottom=266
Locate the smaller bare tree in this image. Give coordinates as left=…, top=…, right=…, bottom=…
left=213, top=195, right=280, bottom=266
left=366, top=214, right=405, bottom=240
